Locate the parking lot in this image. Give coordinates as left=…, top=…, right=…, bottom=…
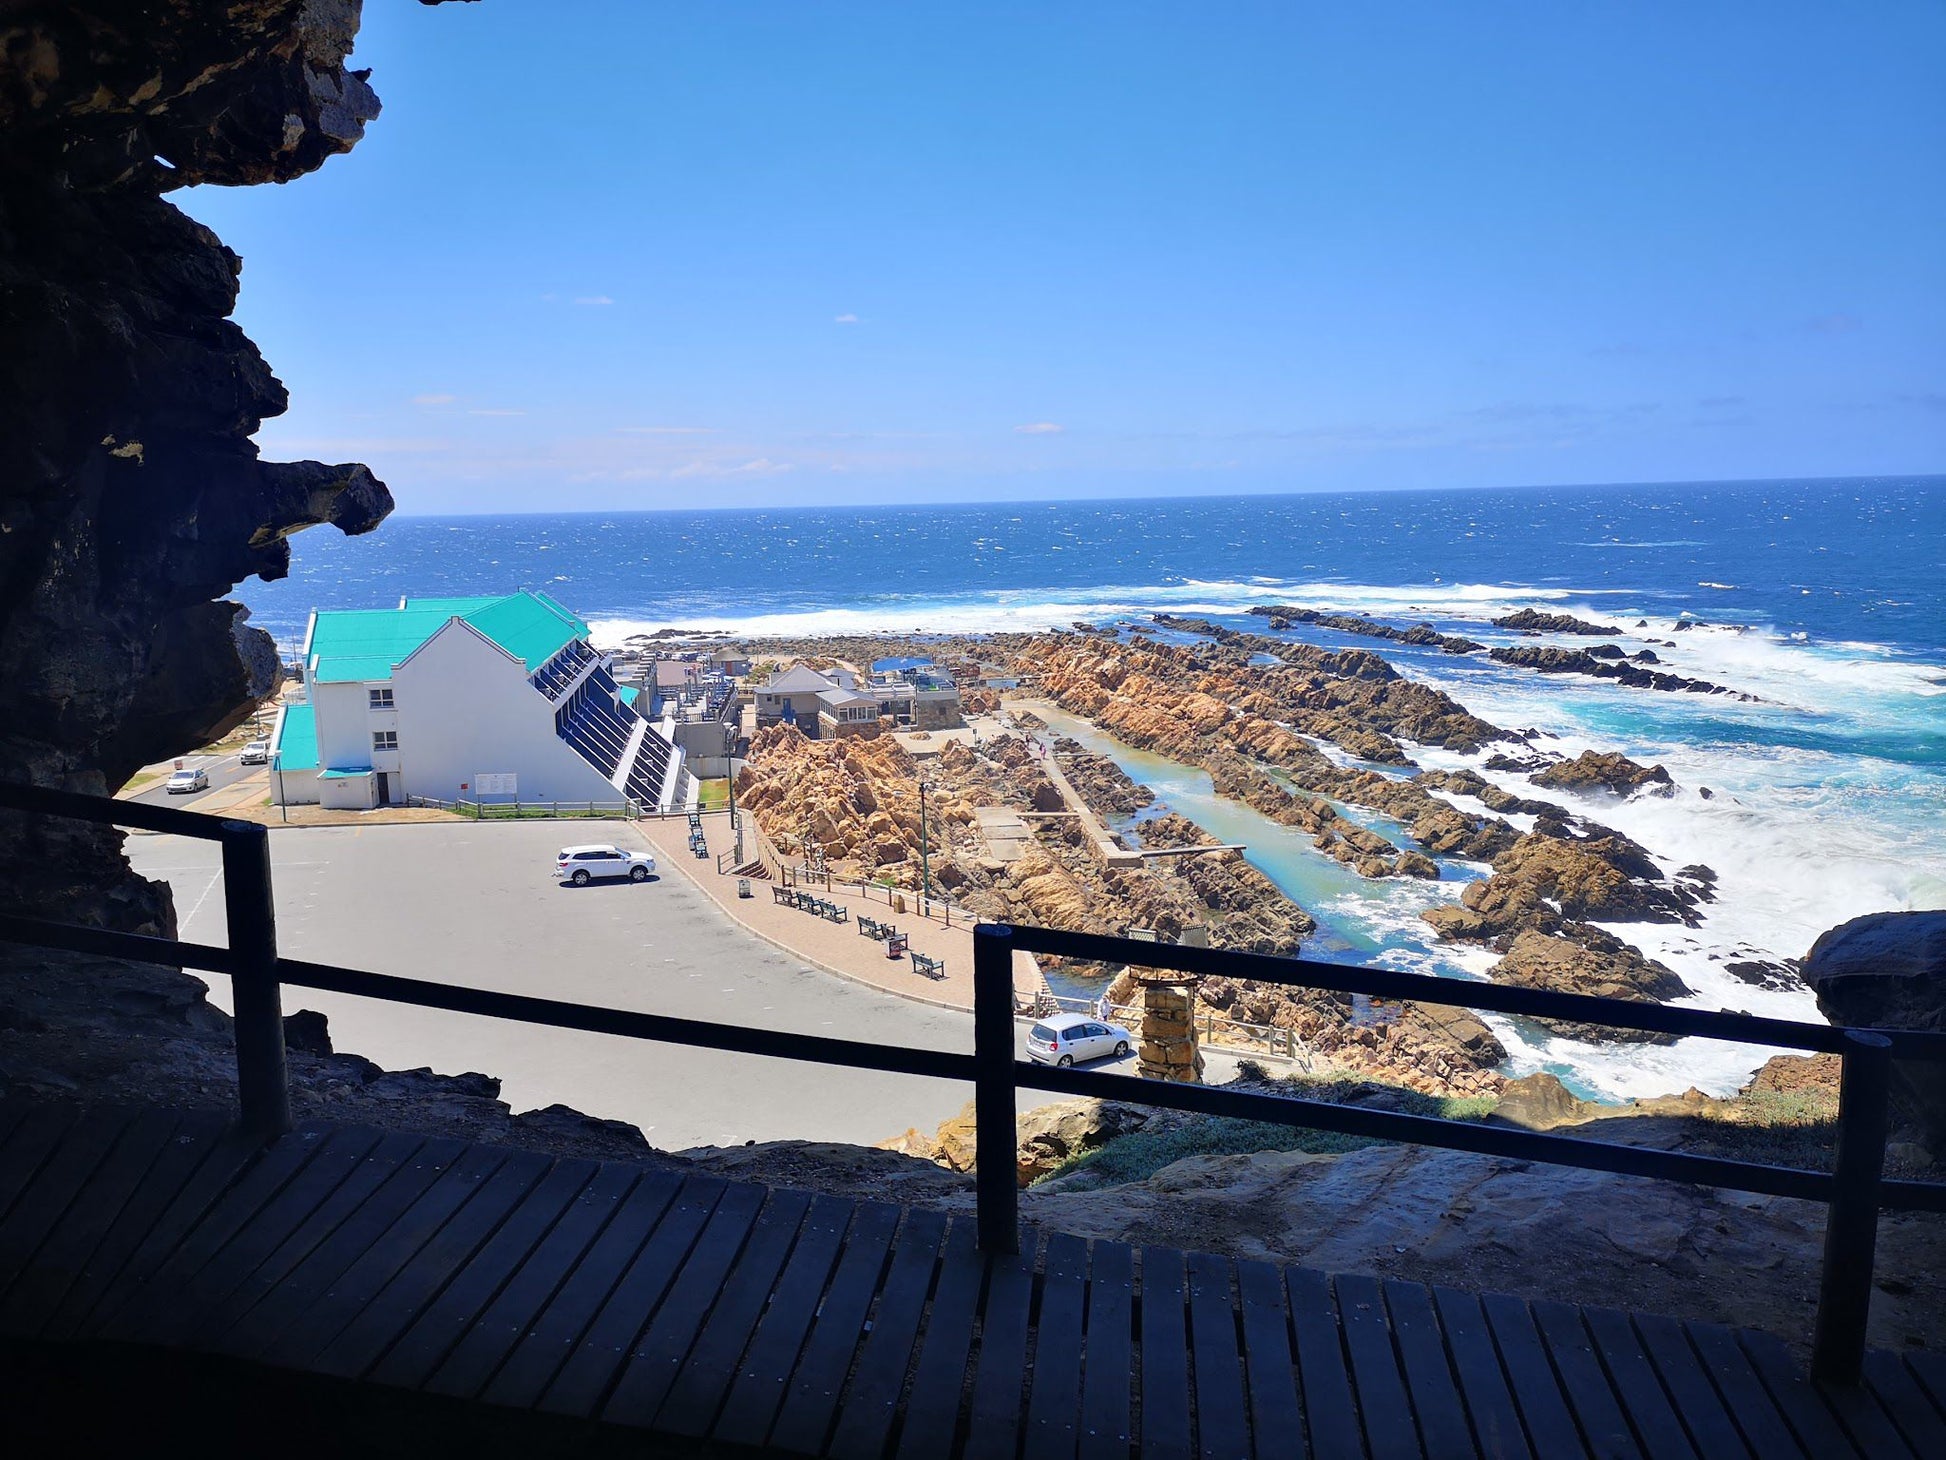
left=125, top=819, right=1177, bottom=1150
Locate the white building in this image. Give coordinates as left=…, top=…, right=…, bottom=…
left=269, top=591, right=688, bottom=812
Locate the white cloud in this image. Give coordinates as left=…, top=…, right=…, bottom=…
left=575, top=295, right=616, bottom=306
left=411, top=393, right=457, bottom=406
left=468, top=408, right=526, bottom=417
left=670, top=457, right=794, bottom=479
left=616, top=425, right=717, bottom=435
left=1014, top=421, right=1064, bottom=435
left=834, top=313, right=860, bottom=324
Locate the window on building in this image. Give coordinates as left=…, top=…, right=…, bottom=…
left=372, top=730, right=398, bottom=752
left=369, top=687, right=394, bottom=709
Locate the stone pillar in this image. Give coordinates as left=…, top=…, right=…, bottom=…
left=1137, top=975, right=1205, bottom=1083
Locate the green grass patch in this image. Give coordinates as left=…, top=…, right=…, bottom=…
left=696, top=779, right=731, bottom=810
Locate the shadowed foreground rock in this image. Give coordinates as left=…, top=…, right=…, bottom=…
left=1806, top=910, right=1946, bottom=1150
left=0, top=2, right=444, bottom=929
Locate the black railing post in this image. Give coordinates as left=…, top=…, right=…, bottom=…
left=1811, top=1028, right=1894, bottom=1385
left=221, top=820, right=290, bottom=1141
left=973, top=923, right=1019, bottom=1255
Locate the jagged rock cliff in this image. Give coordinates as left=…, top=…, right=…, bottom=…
left=0, top=1, right=418, bottom=929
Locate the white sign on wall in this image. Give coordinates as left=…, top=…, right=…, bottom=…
left=474, top=772, right=518, bottom=796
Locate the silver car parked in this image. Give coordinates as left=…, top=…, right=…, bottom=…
left=1025, top=1012, right=1132, bottom=1066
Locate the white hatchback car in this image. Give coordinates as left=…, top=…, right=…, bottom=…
left=1025, top=1012, right=1133, bottom=1067
left=164, top=766, right=209, bottom=794
left=556, top=844, right=656, bottom=886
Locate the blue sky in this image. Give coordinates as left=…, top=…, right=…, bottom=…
left=182, top=1, right=1946, bottom=515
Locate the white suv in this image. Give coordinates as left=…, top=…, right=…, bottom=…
left=240, top=740, right=270, bottom=765
left=556, top=844, right=656, bottom=886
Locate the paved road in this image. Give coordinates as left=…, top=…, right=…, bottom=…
left=125, top=820, right=1237, bottom=1151
left=128, top=750, right=255, bottom=807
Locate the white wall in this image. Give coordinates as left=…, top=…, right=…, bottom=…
left=271, top=768, right=320, bottom=806
left=313, top=680, right=374, bottom=771
left=392, top=625, right=617, bottom=803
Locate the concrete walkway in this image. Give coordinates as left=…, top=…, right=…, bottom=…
left=635, top=816, right=1046, bottom=1014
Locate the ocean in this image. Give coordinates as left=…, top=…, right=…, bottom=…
left=239, top=476, right=1946, bottom=1100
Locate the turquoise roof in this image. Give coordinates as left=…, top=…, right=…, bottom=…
left=271, top=704, right=318, bottom=773
left=318, top=767, right=374, bottom=780
left=619, top=685, right=641, bottom=707
left=457, top=592, right=586, bottom=672
left=306, top=591, right=588, bottom=683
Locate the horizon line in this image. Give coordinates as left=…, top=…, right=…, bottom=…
left=379, top=471, right=1945, bottom=521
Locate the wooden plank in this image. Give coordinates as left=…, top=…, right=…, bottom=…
left=128, top=1126, right=395, bottom=1347
left=768, top=1200, right=903, bottom=1456
left=89, top=1125, right=334, bottom=1340
left=1429, top=1287, right=1530, bottom=1460
left=1628, top=1313, right=1749, bottom=1460
left=1286, top=1267, right=1364, bottom=1460
left=0, top=1107, right=179, bottom=1335
left=964, top=1226, right=1043, bottom=1460
left=475, top=1168, right=688, bottom=1409
left=1743, top=1327, right=1911, bottom=1460
left=1335, top=1272, right=1422, bottom=1460
left=1139, top=1246, right=1194, bottom=1460
left=0, top=1106, right=136, bottom=1288
left=894, top=1213, right=986, bottom=1460
left=0, top=1104, right=83, bottom=1224
left=1862, top=1349, right=1946, bottom=1458
left=366, top=1156, right=600, bottom=1391
left=713, top=1191, right=858, bottom=1450
left=594, top=1179, right=776, bottom=1425
left=424, top=1161, right=652, bottom=1401
left=1679, top=1321, right=1805, bottom=1460
left=0, top=1099, right=36, bottom=1153
left=1235, top=1260, right=1303, bottom=1460
left=1021, top=1231, right=1090, bottom=1460
left=1578, top=1307, right=1696, bottom=1460
left=1076, top=1238, right=1136, bottom=1460
left=1382, top=1280, right=1474, bottom=1460
left=1734, top=1328, right=1864, bottom=1458
left=1188, top=1251, right=1250, bottom=1460
left=42, top=1116, right=250, bottom=1341
left=1480, top=1293, right=1587, bottom=1460
left=1530, top=1299, right=1640, bottom=1460
left=208, top=1135, right=472, bottom=1362
left=1906, top=1350, right=1946, bottom=1415
left=312, top=1147, right=554, bottom=1380
left=254, top=1140, right=509, bottom=1370
left=656, top=1188, right=820, bottom=1439
left=824, top=1206, right=950, bottom=1460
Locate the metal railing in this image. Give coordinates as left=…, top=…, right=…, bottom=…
left=1031, top=990, right=1319, bottom=1071
left=1, top=780, right=1942, bottom=1387
left=403, top=795, right=643, bottom=819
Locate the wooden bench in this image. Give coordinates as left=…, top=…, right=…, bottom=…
left=771, top=885, right=794, bottom=906
left=910, top=951, right=945, bottom=979
left=857, top=916, right=883, bottom=940
left=822, top=902, right=849, bottom=924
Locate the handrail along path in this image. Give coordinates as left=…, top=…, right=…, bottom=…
left=0, top=778, right=1940, bottom=1387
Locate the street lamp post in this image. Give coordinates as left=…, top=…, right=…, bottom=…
left=918, top=777, right=932, bottom=918
left=727, top=757, right=742, bottom=864
left=272, top=751, right=287, bottom=824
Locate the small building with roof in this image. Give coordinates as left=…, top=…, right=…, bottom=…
left=753, top=660, right=962, bottom=740
left=269, top=590, right=689, bottom=812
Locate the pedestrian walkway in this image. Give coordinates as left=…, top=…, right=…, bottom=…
left=634, top=816, right=1046, bottom=1014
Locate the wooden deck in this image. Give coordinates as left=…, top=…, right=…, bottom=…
left=1, top=1100, right=1941, bottom=1459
